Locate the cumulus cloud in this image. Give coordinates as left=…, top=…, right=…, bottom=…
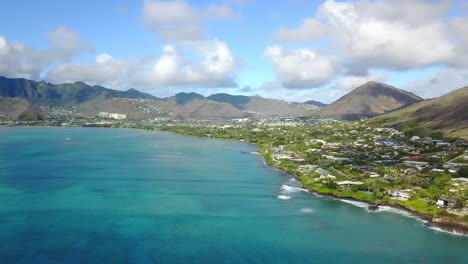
left=142, top=0, right=234, bottom=41
left=404, top=68, right=468, bottom=99
left=264, top=0, right=468, bottom=98
left=46, top=41, right=240, bottom=90
left=273, top=18, right=328, bottom=43
left=320, top=0, right=458, bottom=71
left=45, top=53, right=148, bottom=88
left=0, top=27, right=93, bottom=80
left=46, top=27, right=94, bottom=61
left=273, top=0, right=468, bottom=72
left=264, top=45, right=340, bottom=89
left=134, top=40, right=238, bottom=88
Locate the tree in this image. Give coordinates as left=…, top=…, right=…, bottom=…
left=457, top=166, right=468, bottom=178
left=325, top=181, right=338, bottom=189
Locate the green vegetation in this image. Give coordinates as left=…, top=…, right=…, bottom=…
left=401, top=124, right=429, bottom=137
left=397, top=200, right=442, bottom=215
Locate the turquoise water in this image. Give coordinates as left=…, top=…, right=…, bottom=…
left=0, top=127, right=466, bottom=264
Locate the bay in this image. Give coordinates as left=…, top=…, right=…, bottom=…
left=0, top=127, right=466, bottom=264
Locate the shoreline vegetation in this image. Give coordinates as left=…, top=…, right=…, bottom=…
left=249, top=146, right=468, bottom=236
left=1, top=122, right=468, bottom=236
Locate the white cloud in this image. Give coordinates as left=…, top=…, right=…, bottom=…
left=404, top=68, right=468, bottom=99
left=205, top=4, right=234, bottom=20
left=264, top=45, right=340, bottom=89
left=142, top=1, right=234, bottom=41
left=273, top=18, right=328, bottom=43
left=134, top=40, right=238, bottom=88
left=273, top=0, right=468, bottom=72
left=0, top=27, right=93, bottom=80
left=320, top=0, right=456, bottom=71
left=45, top=53, right=146, bottom=89
left=46, top=27, right=94, bottom=61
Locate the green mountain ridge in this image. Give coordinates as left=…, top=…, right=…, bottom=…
left=372, top=85, right=468, bottom=140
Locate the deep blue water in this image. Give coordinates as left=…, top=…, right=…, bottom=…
left=0, top=127, right=466, bottom=264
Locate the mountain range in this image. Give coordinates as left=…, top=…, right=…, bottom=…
left=0, top=76, right=467, bottom=140
left=0, top=76, right=321, bottom=120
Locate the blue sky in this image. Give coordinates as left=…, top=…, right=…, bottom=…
left=1, top=0, right=467, bottom=103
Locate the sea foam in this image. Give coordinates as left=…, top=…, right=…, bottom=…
left=299, top=208, right=315, bottom=214
left=339, top=199, right=369, bottom=209
left=426, top=226, right=468, bottom=237
left=277, top=195, right=291, bottom=200
left=280, top=184, right=308, bottom=194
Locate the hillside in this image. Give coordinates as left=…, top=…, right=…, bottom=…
left=321, top=81, right=423, bottom=120
left=208, top=93, right=320, bottom=116
left=372, top=86, right=468, bottom=140
left=303, top=100, right=328, bottom=108
left=164, top=93, right=247, bottom=118
left=0, top=97, right=44, bottom=120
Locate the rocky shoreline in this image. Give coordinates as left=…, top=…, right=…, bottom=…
left=305, top=185, right=468, bottom=236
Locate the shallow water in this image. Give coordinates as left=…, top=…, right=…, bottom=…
left=0, top=127, right=466, bottom=264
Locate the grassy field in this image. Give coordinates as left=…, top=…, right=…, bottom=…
left=397, top=200, right=442, bottom=215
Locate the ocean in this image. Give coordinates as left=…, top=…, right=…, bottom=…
left=0, top=127, right=466, bottom=263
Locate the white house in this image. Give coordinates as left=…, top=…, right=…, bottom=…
left=388, top=189, right=412, bottom=200
left=98, top=112, right=127, bottom=120
left=436, top=195, right=454, bottom=208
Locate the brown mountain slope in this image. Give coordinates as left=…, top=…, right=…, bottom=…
left=170, top=99, right=248, bottom=118
left=241, top=96, right=318, bottom=116
left=321, top=81, right=423, bottom=120
left=207, top=93, right=319, bottom=116
left=372, top=86, right=468, bottom=140
left=0, top=97, right=44, bottom=120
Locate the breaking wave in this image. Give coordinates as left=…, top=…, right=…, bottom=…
left=277, top=195, right=291, bottom=200
left=427, top=226, right=468, bottom=237
left=280, top=185, right=308, bottom=194
left=339, top=199, right=369, bottom=209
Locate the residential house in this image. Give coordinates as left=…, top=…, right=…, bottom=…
left=436, top=195, right=454, bottom=208
left=388, top=189, right=412, bottom=201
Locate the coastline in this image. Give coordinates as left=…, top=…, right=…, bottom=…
left=2, top=124, right=467, bottom=236
left=244, top=143, right=468, bottom=236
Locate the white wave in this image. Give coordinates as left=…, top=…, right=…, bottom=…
left=372, top=206, right=427, bottom=224
left=299, top=208, right=315, bottom=214
left=339, top=199, right=369, bottom=209
left=427, top=226, right=468, bottom=237
left=281, top=185, right=308, bottom=194
left=277, top=195, right=291, bottom=200
left=374, top=206, right=413, bottom=217
left=64, top=138, right=71, bottom=140
left=288, top=178, right=299, bottom=183
left=375, top=207, right=467, bottom=236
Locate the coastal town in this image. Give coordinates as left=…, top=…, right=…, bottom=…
left=1, top=115, right=468, bottom=232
